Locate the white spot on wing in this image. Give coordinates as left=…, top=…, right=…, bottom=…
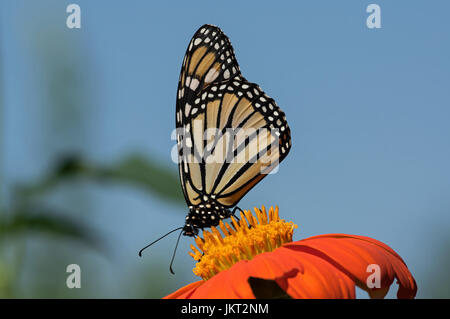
left=205, top=68, right=219, bottom=83
left=185, top=103, right=192, bottom=117
left=186, top=137, right=192, bottom=147
left=190, top=78, right=200, bottom=90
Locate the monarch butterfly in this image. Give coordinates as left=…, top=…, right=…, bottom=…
left=139, top=24, right=292, bottom=269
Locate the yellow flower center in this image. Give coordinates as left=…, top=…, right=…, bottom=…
left=189, top=206, right=297, bottom=280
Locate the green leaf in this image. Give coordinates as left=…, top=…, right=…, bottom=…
left=0, top=210, right=101, bottom=251
left=17, top=154, right=185, bottom=205
left=100, top=155, right=184, bottom=204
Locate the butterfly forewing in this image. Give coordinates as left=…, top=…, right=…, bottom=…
left=176, top=24, right=241, bottom=128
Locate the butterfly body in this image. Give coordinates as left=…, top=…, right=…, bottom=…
left=183, top=201, right=231, bottom=236
left=176, top=25, right=292, bottom=237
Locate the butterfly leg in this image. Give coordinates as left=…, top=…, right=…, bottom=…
left=190, top=224, right=199, bottom=238
left=231, top=206, right=244, bottom=222
left=232, top=206, right=256, bottom=229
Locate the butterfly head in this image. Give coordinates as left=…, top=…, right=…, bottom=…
left=182, top=224, right=198, bottom=237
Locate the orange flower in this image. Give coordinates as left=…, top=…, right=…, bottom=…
left=164, top=206, right=417, bottom=299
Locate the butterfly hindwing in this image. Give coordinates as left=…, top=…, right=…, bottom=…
left=178, top=77, right=291, bottom=208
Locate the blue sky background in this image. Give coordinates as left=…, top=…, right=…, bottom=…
left=1, top=0, right=449, bottom=298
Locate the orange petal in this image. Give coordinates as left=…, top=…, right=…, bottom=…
left=177, top=246, right=355, bottom=298
left=271, top=246, right=356, bottom=298
left=164, top=234, right=417, bottom=299
left=163, top=280, right=204, bottom=299
left=183, top=251, right=299, bottom=298
left=285, top=234, right=417, bottom=298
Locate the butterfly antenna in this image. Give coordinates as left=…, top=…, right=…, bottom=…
left=169, top=228, right=184, bottom=275
left=138, top=226, right=183, bottom=257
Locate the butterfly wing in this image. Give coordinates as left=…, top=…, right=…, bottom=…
left=176, top=24, right=241, bottom=206
left=176, top=24, right=291, bottom=209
